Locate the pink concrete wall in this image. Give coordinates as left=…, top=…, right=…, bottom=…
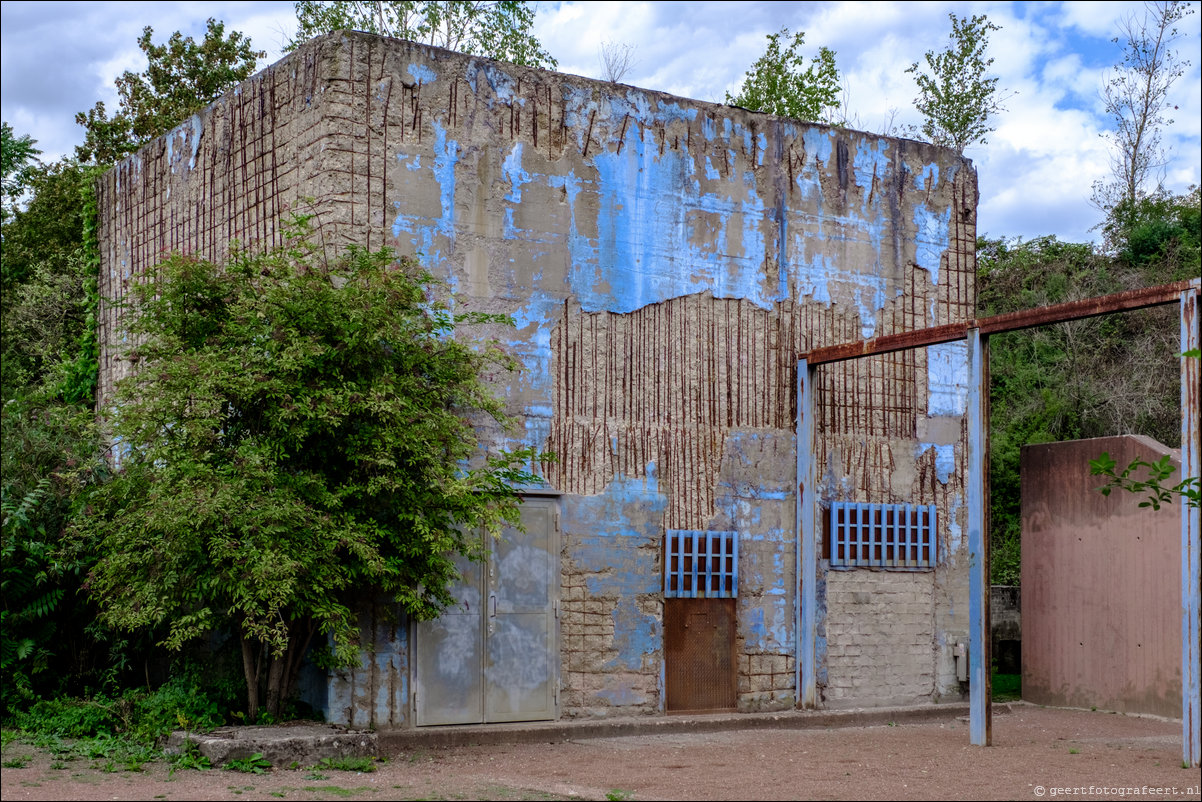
left=1021, top=435, right=1182, bottom=718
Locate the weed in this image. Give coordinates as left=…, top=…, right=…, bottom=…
left=2, top=756, right=30, bottom=768
left=314, top=755, right=381, bottom=773
left=224, top=753, right=272, bottom=774
left=305, top=771, right=330, bottom=780
left=168, top=740, right=211, bottom=773
left=606, top=790, right=634, bottom=802
left=49, top=760, right=67, bottom=770
left=1069, top=748, right=1080, bottom=754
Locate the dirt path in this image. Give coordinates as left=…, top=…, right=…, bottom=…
left=3, top=704, right=1199, bottom=801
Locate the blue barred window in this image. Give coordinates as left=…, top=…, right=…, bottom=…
left=664, top=530, right=738, bottom=598
left=829, top=502, right=937, bottom=570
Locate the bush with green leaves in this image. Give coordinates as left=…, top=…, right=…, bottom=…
left=72, top=218, right=543, bottom=721
left=977, top=234, right=1186, bottom=584
left=1, top=394, right=109, bottom=711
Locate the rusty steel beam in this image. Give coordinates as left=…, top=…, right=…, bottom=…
left=977, top=278, right=1199, bottom=334
left=802, top=280, right=1200, bottom=365
left=804, top=323, right=968, bottom=365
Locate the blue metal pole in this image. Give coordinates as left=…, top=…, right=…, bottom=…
left=967, top=329, right=991, bottom=746
left=1180, top=284, right=1200, bottom=768
left=797, top=358, right=817, bottom=708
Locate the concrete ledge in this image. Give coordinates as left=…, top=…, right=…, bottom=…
left=377, top=702, right=1009, bottom=753
left=163, top=703, right=1010, bottom=765
left=165, top=725, right=377, bottom=768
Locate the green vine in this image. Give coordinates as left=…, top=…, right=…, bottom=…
left=60, top=166, right=104, bottom=406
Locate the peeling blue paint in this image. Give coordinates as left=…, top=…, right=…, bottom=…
left=945, top=495, right=964, bottom=554
left=503, top=142, right=532, bottom=202
left=916, top=163, right=939, bottom=190
left=563, top=469, right=666, bottom=670
left=928, top=341, right=969, bottom=416
left=407, top=63, right=436, bottom=84
left=918, top=443, right=957, bottom=484
left=390, top=123, right=458, bottom=279
left=914, top=204, right=951, bottom=285
left=395, top=153, right=422, bottom=171
left=508, top=287, right=559, bottom=404
left=610, top=596, right=661, bottom=670
left=570, top=124, right=776, bottom=313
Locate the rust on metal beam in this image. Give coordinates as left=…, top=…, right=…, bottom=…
left=801, top=279, right=1200, bottom=365
left=804, top=323, right=968, bottom=366
left=977, top=278, right=1199, bottom=334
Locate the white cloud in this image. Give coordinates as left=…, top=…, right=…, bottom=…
left=2, top=0, right=1198, bottom=243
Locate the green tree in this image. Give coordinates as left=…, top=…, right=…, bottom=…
left=290, top=1, right=556, bottom=68
left=1105, top=186, right=1201, bottom=273
left=725, top=28, right=841, bottom=124
left=0, top=161, right=92, bottom=397
left=1, top=396, right=108, bottom=711
left=1092, top=1, right=1194, bottom=219
left=75, top=19, right=263, bottom=165
left=71, top=221, right=542, bottom=719
left=1, top=122, right=41, bottom=224
left=977, top=234, right=1183, bottom=584
left=907, top=13, right=1007, bottom=152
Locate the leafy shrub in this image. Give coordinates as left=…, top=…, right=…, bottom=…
left=13, top=697, right=118, bottom=738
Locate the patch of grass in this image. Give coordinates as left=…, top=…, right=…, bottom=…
left=2, top=755, right=31, bottom=768
left=991, top=671, right=1021, bottom=702
left=305, top=771, right=330, bottom=780
left=606, top=791, right=634, bottom=802
left=314, top=755, right=381, bottom=773
left=224, top=753, right=272, bottom=774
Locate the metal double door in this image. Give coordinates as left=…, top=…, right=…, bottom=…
left=414, top=498, right=558, bottom=725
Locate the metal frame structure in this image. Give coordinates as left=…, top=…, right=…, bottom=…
left=794, top=277, right=1200, bottom=767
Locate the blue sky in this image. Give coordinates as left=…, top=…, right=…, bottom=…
left=2, top=1, right=1199, bottom=244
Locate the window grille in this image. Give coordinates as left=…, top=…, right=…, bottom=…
left=664, top=530, right=738, bottom=598
left=829, top=502, right=937, bottom=570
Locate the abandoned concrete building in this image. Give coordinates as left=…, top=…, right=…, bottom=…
left=96, top=31, right=981, bottom=727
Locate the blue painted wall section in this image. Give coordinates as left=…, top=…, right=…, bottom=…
left=561, top=467, right=667, bottom=709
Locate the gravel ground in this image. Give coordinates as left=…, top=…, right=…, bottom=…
left=2, top=703, right=1199, bottom=801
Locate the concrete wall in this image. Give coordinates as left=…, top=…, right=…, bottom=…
left=97, top=32, right=978, bottom=725
left=1022, top=436, right=1182, bottom=718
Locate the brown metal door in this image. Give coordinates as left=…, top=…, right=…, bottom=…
left=664, top=597, right=737, bottom=712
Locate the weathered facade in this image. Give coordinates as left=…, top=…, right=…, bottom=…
left=97, top=32, right=979, bottom=727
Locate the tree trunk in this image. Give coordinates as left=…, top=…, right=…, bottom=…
left=240, top=635, right=261, bottom=722
left=264, top=651, right=287, bottom=719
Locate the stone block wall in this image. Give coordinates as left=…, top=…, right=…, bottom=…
left=824, top=571, right=938, bottom=707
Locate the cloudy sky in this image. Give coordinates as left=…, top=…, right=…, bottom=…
left=2, top=1, right=1199, bottom=244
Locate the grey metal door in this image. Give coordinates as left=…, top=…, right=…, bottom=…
left=414, top=498, right=558, bottom=725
